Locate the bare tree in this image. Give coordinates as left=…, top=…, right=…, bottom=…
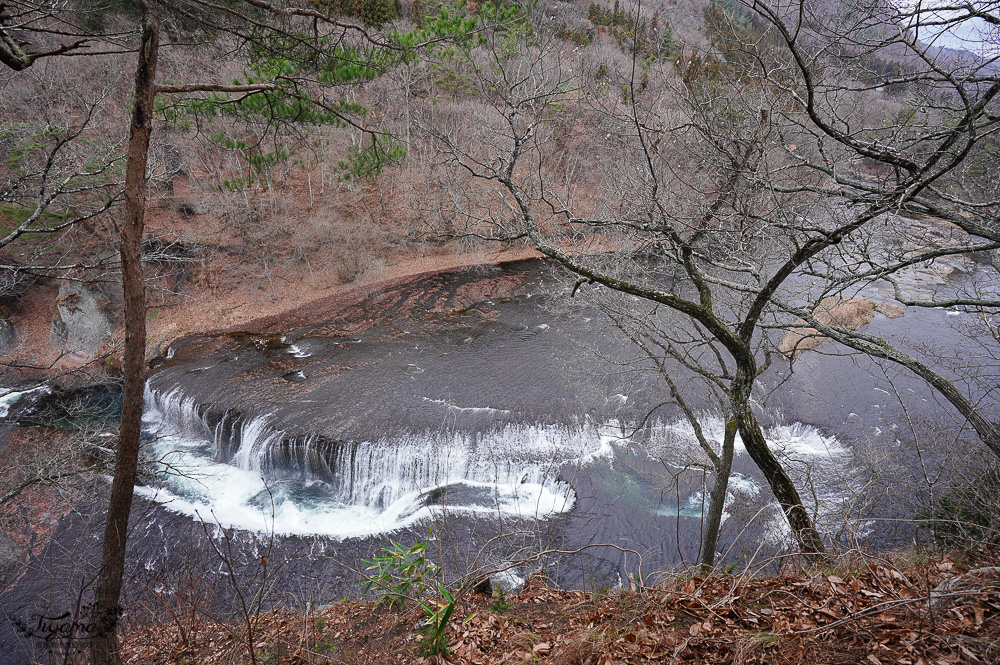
left=0, top=0, right=131, bottom=71
left=424, top=28, right=829, bottom=556
left=88, top=4, right=159, bottom=661
left=594, top=292, right=740, bottom=571
left=424, top=0, right=1000, bottom=560
left=731, top=0, right=1000, bottom=459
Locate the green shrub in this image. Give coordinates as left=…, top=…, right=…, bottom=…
left=489, top=585, right=513, bottom=613
left=359, top=530, right=439, bottom=609
left=918, top=467, right=1000, bottom=547
left=417, top=583, right=456, bottom=656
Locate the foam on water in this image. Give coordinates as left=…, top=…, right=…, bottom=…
left=653, top=472, right=761, bottom=521
left=765, top=421, right=849, bottom=459
left=648, top=414, right=863, bottom=545
left=727, top=473, right=761, bottom=497
left=420, top=397, right=512, bottom=415
left=0, top=385, right=49, bottom=419
left=651, top=415, right=847, bottom=463
left=287, top=343, right=311, bottom=358
left=142, top=385, right=613, bottom=538
left=140, top=384, right=867, bottom=547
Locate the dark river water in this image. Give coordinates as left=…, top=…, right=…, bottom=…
left=0, top=257, right=983, bottom=663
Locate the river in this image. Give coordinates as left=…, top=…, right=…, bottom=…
left=0, top=257, right=984, bottom=663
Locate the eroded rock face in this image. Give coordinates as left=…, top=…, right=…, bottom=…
left=0, top=531, right=24, bottom=588
left=49, top=281, right=114, bottom=360
left=0, top=313, right=17, bottom=356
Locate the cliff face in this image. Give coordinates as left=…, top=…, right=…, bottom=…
left=0, top=166, right=539, bottom=379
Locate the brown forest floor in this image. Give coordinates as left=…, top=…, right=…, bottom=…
left=121, top=552, right=1000, bottom=665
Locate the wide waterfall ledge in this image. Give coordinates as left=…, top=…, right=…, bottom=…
left=137, top=383, right=859, bottom=544
left=138, top=385, right=621, bottom=538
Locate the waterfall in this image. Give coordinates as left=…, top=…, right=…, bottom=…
left=140, top=384, right=617, bottom=537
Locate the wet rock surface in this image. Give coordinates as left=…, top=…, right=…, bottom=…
left=0, top=314, right=16, bottom=356
left=142, top=257, right=946, bottom=556
left=150, top=258, right=959, bottom=461
left=48, top=281, right=116, bottom=360
left=150, top=260, right=643, bottom=439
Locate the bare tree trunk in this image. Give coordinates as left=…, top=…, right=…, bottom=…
left=90, top=3, right=159, bottom=663
left=731, top=371, right=827, bottom=557
left=698, top=418, right=736, bottom=571
left=530, top=241, right=827, bottom=558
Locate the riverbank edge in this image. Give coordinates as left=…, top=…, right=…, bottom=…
left=120, top=549, right=1000, bottom=665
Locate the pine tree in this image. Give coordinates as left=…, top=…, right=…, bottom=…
left=361, top=0, right=396, bottom=27
left=587, top=2, right=601, bottom=23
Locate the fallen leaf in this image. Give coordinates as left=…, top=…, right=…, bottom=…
left=959, top=646, right=982, bottom=663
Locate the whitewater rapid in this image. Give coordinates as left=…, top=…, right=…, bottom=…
left=139, top=385, right=622, bottom=538
left=137, top=384, right=861, bottom=544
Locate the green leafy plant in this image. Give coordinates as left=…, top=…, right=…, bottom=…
left=260, top=642, right=289, bottom=665
left=313, top=631, right=336, bottom=654
left=417, top=582, right=456, bottom=656
left=489, top=585, right=513, bottom=613
left=917, top=467, right=1000, bottom=547
left=336, top=130, right=407, bottom=181
left=359, top=531, right=439, bottom=610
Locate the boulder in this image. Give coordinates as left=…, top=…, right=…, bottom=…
left=876, top=301, right=906, bottom=319
left=49, top=281, right=113, bottom=360
left=780, top=297, right=877, bottom=358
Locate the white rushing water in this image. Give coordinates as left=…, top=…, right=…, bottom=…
left=647, top=414, right=862, bottom=544
left=0, top=385, right=49, bottom=419
left=139, top=384, right=859, bottom=545
left=140, top=385, right=619, bottom=538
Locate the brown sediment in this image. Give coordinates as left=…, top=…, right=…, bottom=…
left=877, top=301, right=906, bottom=319
left=146, top=244, right=541, bottom=356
